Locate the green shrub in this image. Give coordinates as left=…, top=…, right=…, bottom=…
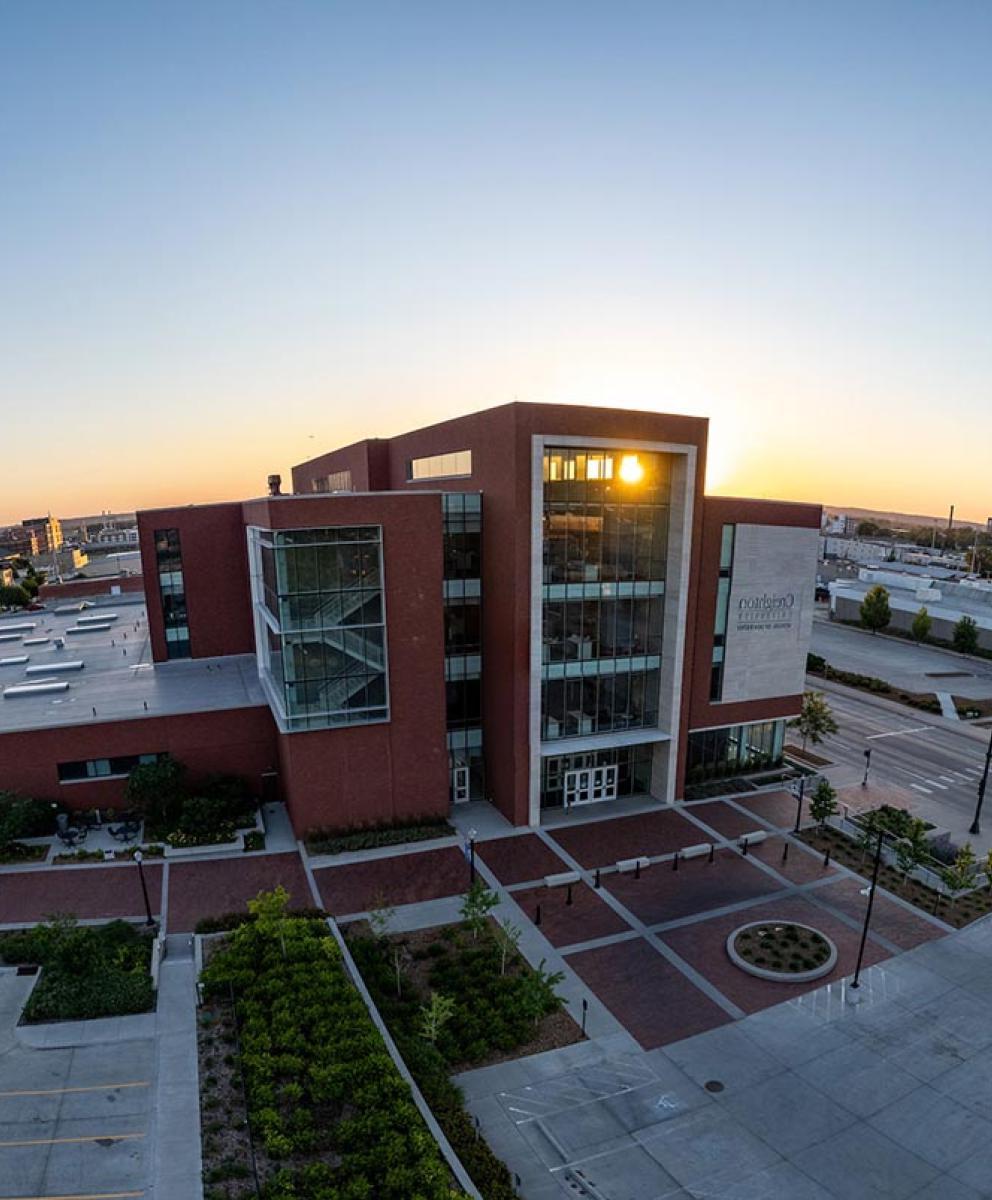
left=306, top=815, right=454, bottom=855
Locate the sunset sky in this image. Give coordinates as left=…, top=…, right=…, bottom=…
left=2, top=1, right=990, bottom=526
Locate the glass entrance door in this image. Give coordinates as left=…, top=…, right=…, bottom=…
left=564, top=764, right=618, bottom=807
left=450, top=764, right=471, bottom=804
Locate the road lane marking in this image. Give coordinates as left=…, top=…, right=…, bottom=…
left=0, top=1133, right=145, bottom=1147
left=866, top=725, right=935, bottom=740
left=925, top=781, right=949, bottom=791
left=0, top=1082, right=149, bottom=1098
left=911, top=785, right=933, bottom=794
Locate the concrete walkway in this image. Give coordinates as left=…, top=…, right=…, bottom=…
left=458, top=916, right=992, bottom=1199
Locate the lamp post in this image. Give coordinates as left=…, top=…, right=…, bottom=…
left=467, top=828, right=477, bottom=884
left=793, top=776, right=807, bottom=834
left=133, top=850, right=155, bottom=927
left=848, top=826, right=884, bottom=1001
left=862, top=748, right=872, bottom=788
left=968, top=729, right=992, bottom=837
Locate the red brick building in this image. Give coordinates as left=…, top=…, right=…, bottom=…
left=0, top=403, right=820, bottom=834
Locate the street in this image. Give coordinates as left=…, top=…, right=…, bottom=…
left=808, top=676, right=992, bottom=854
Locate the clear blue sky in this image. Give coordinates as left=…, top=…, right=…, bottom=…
left=2, top=1, right=990, bottom=523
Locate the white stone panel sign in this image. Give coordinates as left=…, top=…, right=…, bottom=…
left=720, top=524, right=818, bottom=703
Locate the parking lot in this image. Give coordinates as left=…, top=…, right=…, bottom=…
left=0, top=971, right=152, bottom=1199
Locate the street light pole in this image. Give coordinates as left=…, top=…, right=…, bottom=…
left=467, top=828, right=477, bottom=885
left=968, top=728, right=992, bottom=837
left=862, top=748, right=872, bottom=788
left=133, top=850, right=155, bottom=927
left=793, top=776, right=807, bottom=834
left=849, top=826, right=884, bottom=998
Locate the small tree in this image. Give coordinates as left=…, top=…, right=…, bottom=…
left=125, top=754, right=186, bottom=828
left=247, top=885, right=290, bottom=932
left=952, top=615, right=980, bottom=655
left=984, top=848, right=992, bottom=893
left=459, top=879, right=499, bottom=940
left=860, top=585, right=892, bottom=635
left=418, top=991, right=454, bottom=1044
left=491, top=916, right=522, bottom=977
left=790, top=691, right=838, bottom=753
left=0, top=584, right=31, bottom=609
left=911, top=606, right=932, bottom=644
left=894, top=819, right=929, bottom=892
left=367, top=890, right=395, bottom=941
left=517, top=960, right=565, bottom=1027
left=808, top=779, right=838, bottom=831
left=856, top=811, right=883, bottom=866
left=942, top=844, right=978, bottom=915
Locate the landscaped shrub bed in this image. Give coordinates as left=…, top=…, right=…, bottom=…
left=0, top=918, right=154, bottom=1022
left=198, top=891, right=460, bottom=1199
left=800, top=826, right=992, bottom=927
left=733, top=923, right=831, bottom=972
left=347, top=917, right=580, bottom=1200
left=806, top=656, right=941, bottom=714
left=195, top=906, right=328, bottom=935
left=306, top=815, right=455, bottom=856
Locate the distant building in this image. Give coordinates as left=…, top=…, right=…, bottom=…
left=0, top=527, right=39, bottom=557
left=87, top=525, right=140, bottom=548
left=21, top=515, right=63, bottom=554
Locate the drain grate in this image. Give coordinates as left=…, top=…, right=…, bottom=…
left=704, top=1079, right=725, bottom=1093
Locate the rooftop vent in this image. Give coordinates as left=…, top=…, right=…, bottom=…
left=268, top=473, right=282, bottom=496
left=3, top=680, right=71, bottom=698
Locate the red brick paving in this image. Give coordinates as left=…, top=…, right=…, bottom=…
left=511, top=881, right=632, bottom=947
left=313, top=845, right=470, bottom=914
left=0, top=864, right=164, bottom=925
left=476, top=833, right=568, bottom=885
left=683, top=801, right=769, bottom=840
left=168, top=852, right=311, bottom=932
left=813, top=876, right=947, bottom=951
left=548, top=808, right=699, bottom=869
left=732, top=790, right=800, bottom=829
left=566, top=937, right=731, bottom=1048
left=746, top=836, right=839, bottom=885
left=660, top=895, right=891, bottom=1014
left=604, top=849, right=784, bottom=926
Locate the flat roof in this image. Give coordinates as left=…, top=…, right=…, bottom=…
left=0, top=601, right=265, bottom=735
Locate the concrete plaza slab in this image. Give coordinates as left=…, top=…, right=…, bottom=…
left=565, top=937, right=732, bottom=1048
left=313, top=844, right=471, bottom=914
left=167, top=850, right=311, bottom=931
left=659, top=895, right=891, bottom=1014
left=547, top=807, right=700, bottom=869
left=603, top=848, right=786, bottom=926
left=476, top=833, right=569, bottom=885
left=0, top=861, right=163, bottom=925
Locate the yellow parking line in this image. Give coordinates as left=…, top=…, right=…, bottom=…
left=0, top=1132, right=145, bottom=1147
left=0, top=1082, right=150, bottom=1098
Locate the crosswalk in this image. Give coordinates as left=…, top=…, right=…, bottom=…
left=908, top=764, right=985, bottom=795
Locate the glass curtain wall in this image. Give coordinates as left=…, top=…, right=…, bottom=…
left=154, top=528, right=190, bottom=659
left=686, top=720, right=785, bottom=783
left=540, top=448, right=671, bottom=746
left=250, top=526, right=388, bottom=731
left=443, top=493, right=484, bottom=800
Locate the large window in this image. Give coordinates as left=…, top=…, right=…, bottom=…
left=709, top=524, right=735, bottom=701
left=442, top=493, right=484, bottom=797
left=58, top=752, right=162, bottom=783
left=312, top=469, right=352, bottom=493
left=541, top=447, right=671, bottom=744
left=154, top=528, right=190, bottom=659
left=249, top=526, right=388, bottom=732
left=686, top=720, right=785, bottom=783
left=407, top=450, right=472, bottom=481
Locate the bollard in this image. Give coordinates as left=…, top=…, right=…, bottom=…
left=581, top=997, right=588, bottom=1035
left=594, top=867, right=601, bottom=889
left=823, top=847, right=831, bottom=869
left=781, top=841, right=790, bottom=864
left=672, top=851, right=679, bottom=872
left=933, top=890, right=941, bottom=915
left=634, top=859, right=641, bottom=879
left=566, top=883, right=573, bottom=906
left=708, top=843, right=715, bottom=863
left=535, top=904, right=542, bottom=927
left=741, top=838, right=749, bottom=857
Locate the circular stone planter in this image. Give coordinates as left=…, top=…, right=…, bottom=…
left=726, top=921, right=837, bottom=984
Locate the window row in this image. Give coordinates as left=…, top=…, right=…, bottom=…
left=58, top=752, right=161, bottom=783
left=445, top=598, right=481, bottom=653
left=408, top=450, right=473, bottom=481
left=154, top=528, right=190, bottom=660
left=312, top=469, right=353, bottom=493
left=686, top=720, right=785, bottom=784
left=543, top=505, right=669, bottom=585
left=262, top=541, right=381, bottom=601
left=542, top=596, right=664, bottom=663
left=541, top=670, right=660, bottom=740
left=543, top=448, right=672, bottom=506
left=447, top=676, right=481, bottom=730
